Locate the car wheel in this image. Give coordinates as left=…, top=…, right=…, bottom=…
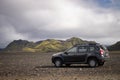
left=98, top=62, right=104, bottom=66
left=54, top=59, right=62, bottom=67
left=65, top=64, right=71, bottom=67
left=88, top=59, right=98, bottom=68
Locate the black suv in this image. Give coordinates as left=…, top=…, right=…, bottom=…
left=52, top=43, right=109, bottom=67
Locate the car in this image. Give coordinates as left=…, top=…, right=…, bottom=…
left=51, top=43, right=109, bottom=68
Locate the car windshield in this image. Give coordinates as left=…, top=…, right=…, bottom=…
left=64, top=47, right=77, bottom=53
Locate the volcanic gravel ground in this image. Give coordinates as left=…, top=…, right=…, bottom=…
left=0, top=52, right=119, bottom=80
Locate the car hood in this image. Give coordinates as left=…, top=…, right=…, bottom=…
left=52, top=52, right=64, bottom=56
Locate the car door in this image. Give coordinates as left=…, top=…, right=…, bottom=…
left=75, top=46, right=88, bottom=62
left=63, top=47, right=77, bottom=62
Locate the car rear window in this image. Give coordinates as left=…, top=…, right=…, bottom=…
left=100, top=45, right=107, bottom=50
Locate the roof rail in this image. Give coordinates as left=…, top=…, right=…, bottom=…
left=73, top=42, right=99, bottom=46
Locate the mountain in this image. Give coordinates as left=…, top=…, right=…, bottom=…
left=3, top=37, right=95, bottom=52
left=108, top=41, right=120, bottom=51
left=5, top=39, right=36, bottom=52
left=3, top=38, right=120, bottom=52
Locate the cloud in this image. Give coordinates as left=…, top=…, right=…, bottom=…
left=0, top=16, right=26, bottom=48
left=0, top=0, right=120, bottom=48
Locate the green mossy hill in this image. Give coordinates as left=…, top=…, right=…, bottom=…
left=4, top=37, right=96, bottom=52
left=108, top=41, right=120, bottom=51
left=34, top=39, right=64, bottom=52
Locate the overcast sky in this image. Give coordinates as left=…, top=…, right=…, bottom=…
left=0, top=0, right=120, bottom=48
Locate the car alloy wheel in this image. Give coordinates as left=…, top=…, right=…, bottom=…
left=54, top=59, right=62, bottom=67
left=88, top=59, right=97, bottom=68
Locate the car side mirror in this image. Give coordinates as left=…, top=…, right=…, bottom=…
left=64, top=52, right=68, bottom=55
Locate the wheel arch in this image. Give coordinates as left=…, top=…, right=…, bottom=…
left=53, top=57, right=64, bottom=63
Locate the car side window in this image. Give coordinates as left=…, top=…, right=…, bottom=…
left=67, top=47, right=77, bottom=53
left=78, top=46, right=87, bottom=53
left=89, top=46, right=95, bottom=52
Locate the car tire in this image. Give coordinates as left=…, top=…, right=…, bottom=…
left=88, top=58, right=98, bottom=68
left=54, top=59, right=62, bottom=67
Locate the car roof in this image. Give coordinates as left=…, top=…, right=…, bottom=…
left=74, top=43, right=100, bottom=47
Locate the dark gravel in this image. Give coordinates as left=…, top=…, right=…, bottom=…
left=0, top=52, right=120, bottom=80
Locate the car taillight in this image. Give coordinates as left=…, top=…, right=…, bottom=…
left=100, top=48, right=104, bottom=55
